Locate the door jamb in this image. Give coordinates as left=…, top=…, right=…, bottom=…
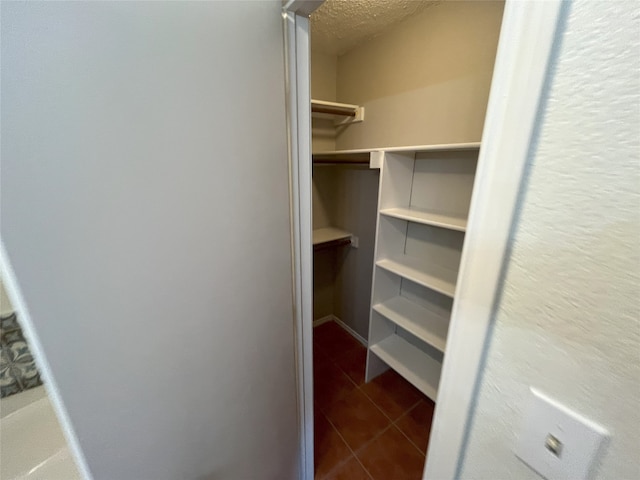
left=282, top=3, right=318, bottom=480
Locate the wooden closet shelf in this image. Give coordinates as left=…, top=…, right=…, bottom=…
left=380, top=207, right=466, bottom=232
left=370, top=334, right=442, bottom=401
left=373, top=296, right=449, bottom=353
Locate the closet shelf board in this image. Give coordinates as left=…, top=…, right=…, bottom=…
left=373, top=296, right=449, bottom=353
left=380, top=207, right=467, bottom=232
left=311, top=99, right=360, bottom=115
left=313, top=227, right=352, bottom=246
left=370, top=334, right=441, bottom=401
left=376, top=258, right=456, bottom=298
left=313, top=142, right=481, bottom=157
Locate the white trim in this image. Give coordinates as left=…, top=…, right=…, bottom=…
left=312, top=315, right=334, bottom=327
left=283, top=8, right=315, bottom=480
left=423, top=1, right=564, bottom=479
left=313, top=315, right=368, bottom=347
left=0, top=243, right=93, bottom=480
left=282, top=0, right=323, bottom=17
left=333, top=317, right=368, bottom=347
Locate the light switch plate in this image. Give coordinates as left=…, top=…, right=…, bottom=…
left=515, top=388, right=609, bottom=480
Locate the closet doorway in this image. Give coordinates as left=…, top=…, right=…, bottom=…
left=307, top=1, right=505, bottom=479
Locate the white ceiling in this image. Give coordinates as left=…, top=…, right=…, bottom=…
left=311, top=0, right=440, bottom=56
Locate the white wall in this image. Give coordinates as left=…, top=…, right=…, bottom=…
left=335, top=1, right=504, bottom=150
left=1, top=2, right=298, bottom=479
left=460, top=1, right=640, bottom=479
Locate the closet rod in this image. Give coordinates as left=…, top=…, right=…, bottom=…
left=313, top=160, right=370, bottom=165
left=311, top=105, right=357, bottom=117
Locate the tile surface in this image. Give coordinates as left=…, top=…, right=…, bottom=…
left=356, top=426, right=425, bottom=480
left=314, top=412, right=352, bottom=479
left=395, top=399, right=435, bottom=454
left=325, top=456, right=371, bottom=480
left=313, top=321, right=433, bottom=480
left=323, top=388, right=390, bottom=451
left=333, top=347, right=367, bottom=386
left=0, top=313, right=42, bottom=398
left=360, top=369, right=423, bottom=420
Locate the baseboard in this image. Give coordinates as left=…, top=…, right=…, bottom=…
left=334, top=317, right=367, bottom=347
left=313, top=315, right=334, bottom=327
left=313, top=314, right=368, bottom=347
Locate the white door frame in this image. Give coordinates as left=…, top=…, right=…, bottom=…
left=283, top=0, right=564, bottom=479
left=282, top=3, right=317, bottom=480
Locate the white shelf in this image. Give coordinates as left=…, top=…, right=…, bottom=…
left=370, top=334, right=442, bottom=401
left=313, top=227, right=352, bottom=246
left=380, top=207, right=466, bottom=232
left=311, top=99, right=364, bottom=125
left=373, top=296, right=449, bottom=353
left=376, top=258, right=456, bottom=298
left=314, top=142, right=481, bottom=157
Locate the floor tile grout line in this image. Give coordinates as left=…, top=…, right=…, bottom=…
left=357, top=382, right=413, bottom=425
left=314, top=411, right=353, bottom=480
left=314, top=322, right=430, bottom=477
left=322, top=412, right=378, bottom=480
left=391, top=401, right=429, bottom=457
left=318, top=384, right=394, bottom=462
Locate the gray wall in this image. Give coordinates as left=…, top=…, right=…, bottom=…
left=460, top=1, right=640, bottom=478
left=1, top=2, right=298, bottom=479
left=313, top=166, right=379, bottom=340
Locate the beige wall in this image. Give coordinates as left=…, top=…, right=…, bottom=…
left=311, top=50, right=338, bottom=152
left=335, top=1, right=504, bottom=150
left=1, top=279, right=14, bottom=316
left=312, top=167, right=336, bottom=321
left=460, top=1, right=640, bottom=478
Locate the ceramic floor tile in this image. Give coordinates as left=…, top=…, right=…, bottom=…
left=395, top=399, right=435, bottom=454
left=323, top=388, right=390, bottom=452
left=361, top=369, right=424, bottom=420
left=314, top=343, right=333, bottom=371
left=314, top=322, right=363, bottom=358
left=314, top=361, right=358, bottom=411
left=356, top=426, right=425, bottom=480
left=333, top=346, right=367, bottom=386
left=314, top=412, right=352, bottom=479
left=325, top=456, right=372, bottom=480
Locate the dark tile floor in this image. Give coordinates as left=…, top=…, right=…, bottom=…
left=314, top=321, right=435, bottom=480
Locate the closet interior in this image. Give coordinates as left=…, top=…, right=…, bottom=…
left=310, top=1, right=505, bottom=479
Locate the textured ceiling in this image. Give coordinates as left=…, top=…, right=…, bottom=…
left=311, top=0, right=440, bottom=56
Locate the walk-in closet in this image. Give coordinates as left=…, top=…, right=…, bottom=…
left=309, top=1, right=505, bottom=479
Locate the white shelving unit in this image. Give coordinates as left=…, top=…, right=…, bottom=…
left=376, top=258, right=456, bottom=298
left=365, top=145, right=480, bottom=401
left=373, top=296, right=449, bottom=353
left=370, top=335, right=442, bottom=401
left=380, top=207, right=466, bottom=232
